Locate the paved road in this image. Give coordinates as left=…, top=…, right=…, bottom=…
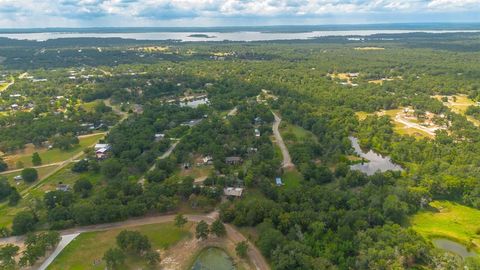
left=1, top=212, right=270, bottom=270
left=272, top=112, right=294, bottom=169
left=395, top=114, right=438, bottom=136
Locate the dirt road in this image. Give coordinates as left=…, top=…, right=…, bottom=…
left=272, top=112, right=294, bottom=169
left=138, top=142, right=179, bottom=184
left=1, top=211, right=270, bottom=270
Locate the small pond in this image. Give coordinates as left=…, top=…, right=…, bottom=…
left=191, top=247, right=236, bottom=270
left=181, top=98, right=209, bottom=108
left=432, top=238, right=477, bottom=259
left=349, top=136, right=403, bottom=175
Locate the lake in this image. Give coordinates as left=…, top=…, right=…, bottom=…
left=432, top=238, right=477, bottom=259
left=349, top=136, right=403, bottom=175
left=1, top=30, right=479, bottom=42
left=191, top=247, right=235, bottom=270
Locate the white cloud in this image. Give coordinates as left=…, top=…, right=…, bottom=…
left=0, top=0, right=479, bottom=27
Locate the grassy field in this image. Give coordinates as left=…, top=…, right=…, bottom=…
left=433, top=94, right=480, bottom=127
left=411, top=200, right=480, bottom=252
left=3, top=133, right=105, bottom=168
left=1, top=164, right=59, bottom=193
left=280, top=122, right=317, bottom=144
left=48, top=222, right=192, bottom=270
left=281, top=169, right=303, bottom=189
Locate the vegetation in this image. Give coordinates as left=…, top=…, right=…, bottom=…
left=2, top=32, right=480, bottom=269
left=48, top=222, right=189, bottom=270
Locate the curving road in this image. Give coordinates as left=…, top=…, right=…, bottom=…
left=272, top=112, right=295, bottom=169
left=0, top=211, right=270, bottom=270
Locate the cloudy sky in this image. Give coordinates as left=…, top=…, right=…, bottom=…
left=0, top=0, right=479, bottom=28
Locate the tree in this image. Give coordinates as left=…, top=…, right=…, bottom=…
left=50, top=134, right=79, bottom=150
left=101, top=158, right=123, bottom=178
left=31, top=152, right=42, bottom=166
left=236, top=241, right=249, bottom=258
left=174, top=213, right=188, bottom=227
left=72, top=159, right=89, bottom=173
left=12, top=211, right=36, bottom=235
left=74, top=178, right=93, bottom=198
left=8, top=188, right=21, bottom=206
left=103, top=247, right=125, bottom=269
left=0, top=158, right=7, bottom=172
left=210, top=219, right=226, bottom=237
left=145, top=250, right=161, bottom=266
left=0, top=244, right=19, bottom=269
left=196, top=220, right=209, bottom=240
left=21, top=168, right=38, bottom=183
left=116, top=230, right=151, bottom=255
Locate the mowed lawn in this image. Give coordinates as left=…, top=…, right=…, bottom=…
left=281, top=169, right=303, bottom=189
left=48, top=222, right=192, bottom=270
left=4, top=133, right=105, bottom=168
left=411, top=200, right=480, bottom=251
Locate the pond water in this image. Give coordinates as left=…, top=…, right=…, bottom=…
left=432, top=238, right=477, bottom=259
left=349, top=136, right=403, bottom=175
left=181, top=98, right=209, bottom=108
left=191, top=247, right=235, bottom=270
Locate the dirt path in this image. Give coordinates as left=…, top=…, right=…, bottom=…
left=1, top=211, right=270, bottom=270
left=272, top=112, right=294, bottom=169
left=138, top=142, right=179, bottom=184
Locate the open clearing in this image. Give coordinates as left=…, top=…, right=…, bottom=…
left=2, top=133, right=105, bottom=168
left=433, top=94, right=480, bottom=126
left=47, top=222, right=191, bottom=270
left=411, top=200, right=480, bottom=253
left=358, top=108, right=445, bottom=139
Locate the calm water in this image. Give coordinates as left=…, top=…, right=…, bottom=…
left=1, top=30, right=479, bottom=42
left=349, top=136, right=403, bottom=175
left=432, top=238, right=477, bottom=259
left=191, top=247, right=235, bottom=270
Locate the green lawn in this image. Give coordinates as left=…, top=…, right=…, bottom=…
left=48, top=222, right=192, bottom=270
left=12, top=133, right=105, bottom=167
left=2, top=133, right=105, bottom=169
left=281, top=169, right=303, bottom=189
left=280, top=123, right=317, bottom=144
left=1, top=164, right=58, bottom=193
left=411, top=200, right=480, bottom=252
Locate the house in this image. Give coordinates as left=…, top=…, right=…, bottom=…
left=94, top=144, right=111, bottom=159
left=181, top=119, right=203, bottom=127
left=94, top=144, right=110, bottom=150
left=197, top=155, right=213, bottom=166
left=14, top=175, right=22, bottom=181
left=275, top=177, right=284, bottom=186
left=154, top=133, right=165, bottom=142
left=254, top=117, right=263, bottom=125
left=255, top=128, right=261, bottom=137
left=56, top=184, right=71, bottom=192
left=223, top=187, right=243, bottom=197
left=11, top=104, right=19, bottom=110
left=132, top=104, right=144, bottom=114
left=225, top=156, right=243, bottom=165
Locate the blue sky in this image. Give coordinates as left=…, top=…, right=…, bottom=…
left=0, top=0, right=479, bottom=28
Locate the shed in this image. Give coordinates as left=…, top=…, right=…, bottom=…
left=275, top=177, right=283, bottom=186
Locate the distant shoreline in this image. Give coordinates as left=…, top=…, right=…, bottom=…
left=1, top=23, right=480, bottom=34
